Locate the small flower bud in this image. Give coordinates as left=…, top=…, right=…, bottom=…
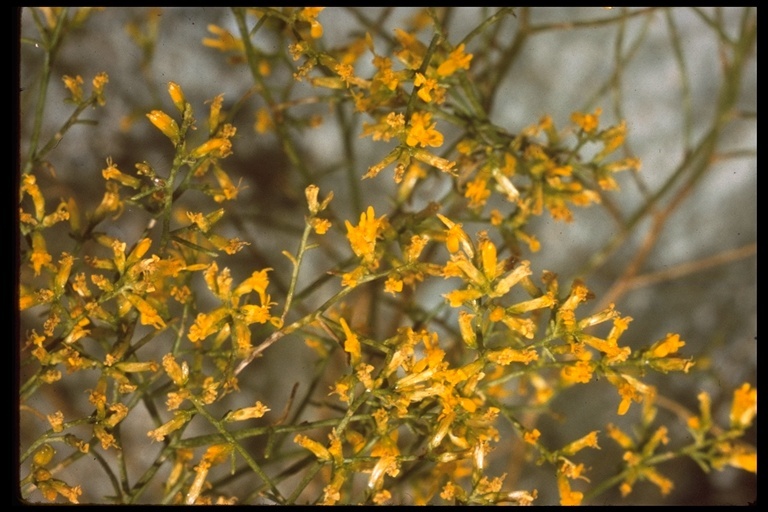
left=168, top=81, right=186, bottom=113
left=146, top=110, right=180, bottom=145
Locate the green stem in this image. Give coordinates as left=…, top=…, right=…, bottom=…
left=190, top=396, right=285, bottom=504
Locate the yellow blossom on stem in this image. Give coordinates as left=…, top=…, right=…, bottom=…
left=394, top=28, right=427, bottom=69
left=298, top=7, right=324, bottom=38
left=608, top=373, right=654, bottom=415
left=162, top=353, right=189, bottom=386
left=557, top=472, right=583, bottom=506
left=730, top=382, right=757, bottom=430
left=46, top=411, right=64, bottom=433
left=490, top=260, right=532, bottom=298
left=571, top=107, right=602, bottom=134
left=437, top=213, right=473, bottom=256
left=102, top=157, right=141, bottom=189
left=713, top=441, right=757, bottom=473
left=406, top=112, right=443, bottom=148
left=487, top=347, right=538, bottom=366
left=437, top=43, right=473, bottom=77
left=412, top=147, right=456, bottom=173
left=341, top=265, right=367, bottom=288
left=188, top=308, right=229, bottom=343
left=444, top=287, right=483, bottom=307
left=124, top=293, right=166, bottom=329
left=190, top=137, right=232, bottom=159
left=62, top=75, right=84, bottom=103
left=294, top=434, right=332, bottom=461
left=465, top=176, right=491, bottom=209
left=29, top=231, right=53, bottom=276
left=21, top=173, right=45, bottom=221
left=92, top=72, right=109, bottom=106
left=561, top=430, right=600, bottom=456
left=597, top=120, right=627, bottom=160
left=234, top=268, right=272, bottom=304
left=210, top=164, right=240, bottom=202
left=167, top=81, right=186, bottom=113
left=561, top=360, right=594, bottom=384
left=345, top=206, right=386, bottom=267
left=203, top=24, right=244, bottom=52
left=384, top=275, right=403, bottom=295
left=147, top=410, right=192, bottom=442
left=146, top=110, right=180, bottom=145
left=414, top=72, right=443, bottom=103
left=240, top=302, right=274, bottom=325
left=340, top=317, right=362, bottom=367
left=92, top=181, right=124, bottom=222
left=320, top=470, right=346, bottom=505
left=36, top=474, right=83, bottom=504
left=524, top=429, right=541, bottom=445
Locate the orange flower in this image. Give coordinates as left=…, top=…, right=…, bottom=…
left=345, top=206, right=387, bottom=267
left=437, top=43, right=473, bottom=77
left=571, top=108, right=602, bottom=134
left=730, top=382, right=757, bottom=430
left=406, top=112, right=443, bottom=148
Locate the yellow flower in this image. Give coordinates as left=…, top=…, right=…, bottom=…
left=437, top=213, right=473, bottom=256
left=406, top=112, right=443, bottom=148
left=298, top=7, right=324, bottom=38
left=561, top=360, right=594, bottom=384
left=394, top=28, right=427, bottom=69
left=294, top=434, right=332, bottom=461
left=167, top=81, right=186, bottom=113
left=92, top=181, right=124, bottom=222
left=345, top=206, right=386, bottom=267
left=36, top=476, right=83, bottom=504
left=465, top=176, right=491, bottom=209
left=437, top=43, right=473, bottom=77
left=561, top=430, right=600, bottom=456
left=310, top=217, right=332, bottom=234
left=414, top=72, right=442, bottom=103
left=46, top=412, right=64, bottom=433
left=571, top=107, right=602, bottom=134
left=30, top=231, right=53, bottom=276
left=162, top=354, right=189, bottom=386
left=202, top=24, right=244, bottom=52
left=714, top=442, right=756, bottom=473
left=190, top=137, right=232, bottom=159
left=125, top=293, right=166, bottom=329
left=188, top=309, right=228, bottom=343
left=320, top=471, right=346, bottom=505
left=443, top=287, right=483, bottom=307
left=62, top=74, right=84, bottom=103
left=369, top=54, right=400, bottom=91
left=341, top=265, right=367, bottom=288
left=146, top=110, right=180, bottom=145
left=597, top=120, right=627, bottom=160
left=384, top=275, right=403, bottom=295
left=240, top=304, right=272, bottom=324
left=730, top=382, right=757, bottom=430
left=487, top=347, right=539, bottom=365
left=147, top=411, right=192, bottom=442
left=557, top=473, right=583, bottom=506
left=92, top=72, right=109, bottom=106
left=412, top=147, right=456, bottom=172
left=254, top=108, right=273, bottom=134
left=609, top=374, right=653, bottom=415
left=102, top=157, right=141, bottom=189
left=523, top=429, right=541, bottom=445
left=233, top=268, right=272, bottom=304
left=224, top=401, right=270, bottom=422
left=340, top=317, right=362, bottom=366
